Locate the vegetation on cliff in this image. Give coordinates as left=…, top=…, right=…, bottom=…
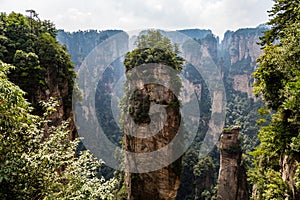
left=0, top=12, right=116, bottom=199
left=120, top=30, right=184, bottom=200
left=0, top=61, right=116, bottom=199
left=2, top=0, right=299, bottom=198
left=0, top=12, right=75, bottom=117
left=248, top=0, right=300, bottom=199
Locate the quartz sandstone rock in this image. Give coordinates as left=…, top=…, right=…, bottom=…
left=217, top=127, right=248, bottom=200
left=124, top=65, right=182, bottom=200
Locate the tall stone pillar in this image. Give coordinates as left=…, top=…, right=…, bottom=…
left=217, top=126, right=248, bottom=200
left=123, top=64, right=182, bottom=200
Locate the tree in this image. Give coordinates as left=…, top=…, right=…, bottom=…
left=0, top=61, right=116, bottom=199
left=249, top=0, right=300, bottom=199
left=121, top=30, right=184, bottom=199
left=0, top=12, right=76, bottom=116
left=260, top=0, right=300, bottom=45
left=124, top=30, right=184, bottom=72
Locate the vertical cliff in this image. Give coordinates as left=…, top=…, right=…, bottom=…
left=121, top=30, right=185, bottom=200
left=193, top=156, right=215, bottom=200
left=0, top=13, right=77, bottom=140
left=57, top=30, right=122, bottom=70
left=56, top=27, right=269, bottom=199
left=280, top=154, right=300, bottom=200
left=222, top=28, right=262, bottom=65
left=221, top=27, right=266, bottom=99
left=221, top=26, right=268, bottom=157
left=123, top=65, right=182, bottom=200
left=217, top=126, right=248, bottom=200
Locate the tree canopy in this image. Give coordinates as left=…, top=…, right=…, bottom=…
left=260, top=0, right=300, bottom=45
left=0, top=12, right=116, bottom=199
left=0, top=12, right=75, bottom=113
left=249, top=0, right=300, bottom=199
left=124, top=30, right=184, bottom=72
left=0, top=61, right=116, bottom=199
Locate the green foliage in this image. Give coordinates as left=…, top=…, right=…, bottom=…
left=113, top=171, right=127, bottom=200
left=0, top=12, right=76, bottom=113
left=122, top=30, right=184, bottom=124
left=124, top=30, right=184, bottom=72
left=249, top=1, right=300, bottom=199
left=260, top=0, right=300, bottom=45
left=200, top=188, right=217, bottom=200
left=295, top=166, right=300, bottom=190
left=224, top=80, right=264, bottom=153
left=193, top=156, right=214, bottom=178
left=248, top=168, right=288, bottom=200
left=230, top=56, right=252, bottom=75
left=0, top=61, right=116, bottom=199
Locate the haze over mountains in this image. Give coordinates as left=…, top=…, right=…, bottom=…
left=1, top=1, right=299, bottom=198
left=57, top=25, right=267, bottom=199
left=57, top=25, right=268, bottom=69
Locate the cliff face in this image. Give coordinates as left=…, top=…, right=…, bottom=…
left=40, top=65, right=76, bottom=139
left=280, top=154, right=300, bottom=200
left=125, top=165, right=181, bottom=200
left=55, top=30, right=123, bottom=140
left=123, top=65, right=182, bottom=200
left=220, top=27, right=268, bottom=179
left=217, top=127, right=248, bottom=200
left=221, top=27, right=266, bottom=99
left=222, top=28, right=263, bottom=65
left=178, top=29, right=213, bottom=41
left=57, top=27, right=267, bottom=199
left=57, top=30, right=122, bottom=70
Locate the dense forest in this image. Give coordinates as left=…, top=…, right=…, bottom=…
left=0, top=12, right=116, bottom=199
left=0, top=0, right=300, bottom=199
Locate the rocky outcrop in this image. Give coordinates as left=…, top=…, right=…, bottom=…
left=221, top=28, right=264, bottom=65
left=57, top=30, right=122, bottom=70
left=232, top=74, right=254, bottom=99
left=281, top=154, right=300, bottom=200
left=217, top=127, right=248, bottom=200
left=221, top=27, right=266, bottom=99
left=123, top=64, right=182, bottom=200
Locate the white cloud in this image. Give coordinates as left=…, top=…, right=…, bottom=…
left=0, top=0, right=273, bottom=37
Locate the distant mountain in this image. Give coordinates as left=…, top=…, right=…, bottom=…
left=57, top=26, right=268, bottom=200
left=178, top=28, right=213, bottom=40
left=57, top=29, right=122, bottom=69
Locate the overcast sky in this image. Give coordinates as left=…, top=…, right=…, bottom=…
left=1, top=0, right=273, bottom=38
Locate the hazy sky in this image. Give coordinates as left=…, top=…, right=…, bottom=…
left=1, top=0, right=273, bottom=38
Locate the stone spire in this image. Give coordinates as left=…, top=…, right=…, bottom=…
left=217, top=126, right=249, bottom=200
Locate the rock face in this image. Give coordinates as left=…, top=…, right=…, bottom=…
left=217, top=127, right=248, bottom=200
left=281, top=154, right=300, bottom=200
left=232, top=74, right=254, bottom=99
left=43, top=69, right=76, bottom=140
left=125, top=165, right=181, bottom=200
left=221, top=28, right=264, bottom=65
left=57, top=27, right=268, bottom=199
left=123, top=64, right=182, bottom=200
left=178, top=29, right=213, bottom=41
left=221, top=27, right=266, bottom=99
left=57, top=30, right=122, bottom=70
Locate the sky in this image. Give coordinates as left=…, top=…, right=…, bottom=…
left=1, top=0, right=274, bottom=38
